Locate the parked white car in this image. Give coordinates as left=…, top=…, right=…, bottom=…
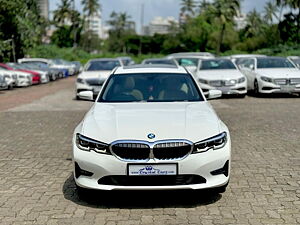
left=197, top=58, right=247, bottom=97
left=167, top=52, right=215, bottom=76
left=73, top=65, right=230, bottom=194
left=0, top=68, right=17, bottom=89
left=76, top=58, right=123, bottom=100
left=238, top=57, right=300, bottom=94
left=15, top=72, right=32, bottom=87
left=0, top=74, right=8, bottom=90
left=7, top=63, right=50, bottom=84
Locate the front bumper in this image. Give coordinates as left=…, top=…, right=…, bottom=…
left=200, top=82, right=247, bottom=95
left=0, top=84, right=8, bottom=90
left=73, top=139, right=231, bottom=191
left=16, top=79, right=31, bottom=87
left=76, top=82, right=103, bottom=98
left=258, top=80, right=300, bottom=94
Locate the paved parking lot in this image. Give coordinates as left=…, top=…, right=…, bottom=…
left=0, top=78, right=299, bottom=225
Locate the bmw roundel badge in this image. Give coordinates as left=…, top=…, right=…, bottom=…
left=147, top=133, right=155, bottom=139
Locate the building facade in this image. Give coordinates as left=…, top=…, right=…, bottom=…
left=143, top=17, right=178, bottom=36
left=85, top=11, right=104, bottom=39
left=37, top=0, right=49, bottom=20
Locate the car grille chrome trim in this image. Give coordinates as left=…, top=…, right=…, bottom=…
left=110, top=140, right=193, bottom=162
left=85, top=78, right=104, bottom=86
left=274, top=79, right=288, bottom=85
left=209, top=80, right=236, bottom=87
left=290, top=78, right=300, bottom=85
left=274, top=78, right=300, bottom=85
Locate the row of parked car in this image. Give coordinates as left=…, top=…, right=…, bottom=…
left=0, top=58, right=82, bottom=91
left=75, top=54, right=300, bottom=100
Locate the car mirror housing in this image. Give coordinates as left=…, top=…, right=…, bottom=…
left=207, top=90, right=222, bottom=100
left=78, top=91, right=94, bottom=101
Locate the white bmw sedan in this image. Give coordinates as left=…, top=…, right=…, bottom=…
left=238, top=57, right=300, bottom=95
left=197, top=58, right=247, bottom=97
left=73, top=65, right=231, bottom=194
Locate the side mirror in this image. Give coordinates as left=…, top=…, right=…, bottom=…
left=249, top=64, right=254, bottom=70
left=207, top=90, right=222, bottom=100
left=78, top=91, right=94, bottom=101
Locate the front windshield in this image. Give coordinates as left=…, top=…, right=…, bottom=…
left=200, top=59, right=236, bottom=70
left=99, top=73, right=203, bottom=102
left=52, top=59, right=64, bottom=65
left=86, top=60, right=120, bottom=71
left=175, top=58, right=199, bottom=67
left=290, top=58, right=300, bottom=66
left=257, top=58, right=295, bottom=69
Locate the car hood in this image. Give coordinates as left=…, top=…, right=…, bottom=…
left=80, top=102, right=221, bottom=144
left=197, top=69, right=243, bottom=80
left=17, top=71, right=31, bottom=76
left=79, top=71, right=111, bottom=80
left=256, top=68, right=300, bottom=78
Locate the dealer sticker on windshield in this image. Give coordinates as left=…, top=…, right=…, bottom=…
left=128, top=164, right=177, bottom=176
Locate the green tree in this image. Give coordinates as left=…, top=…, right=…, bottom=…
left=106, top=11, right=135, bottom=53
left=276, top=0, right=299, bottom=42
left=264, top=1, right=279, bottom=24
left=211, top=0, right=240, bottom=54
left=53, top=0, right=73, bottom=26
left=51, top=25, right=73, bottom=48
left=0, top=0, right=46, bottom=61
left=81, top=0, right=101, bottom=17
left=198, top=0, right=213, bottom=14
left=180, top=0, right=197, bottom=17
left=245, top=9, right=264, bottom=37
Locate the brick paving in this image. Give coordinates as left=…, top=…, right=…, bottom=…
left=0, top=81, right=299, bottom=224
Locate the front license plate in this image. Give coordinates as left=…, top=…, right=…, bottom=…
left=281, top=85, right=295, bottom=92
left=128, top=164, right=177, bottom=176
left=218, top=87, right=231, bottom=92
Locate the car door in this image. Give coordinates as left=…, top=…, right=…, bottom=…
left=239, top=58, right=256, bottom=90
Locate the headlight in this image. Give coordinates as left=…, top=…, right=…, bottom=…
left=192, top=132, right=227, bottom=153
left=76, top=134, right=110, bottom=154
left=238, top=77, right=246, bottom=83
left=260, top=76, right=272, bottom=83
left=199, top=78, right=208, bottom=84
left=77, top=78, right=85, bottom=84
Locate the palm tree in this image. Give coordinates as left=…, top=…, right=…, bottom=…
left=199, top=0, right=212, bottom=14
left=107, top=12, right=134, bottom=35
left=276, top=0, right=299, bottom=41
left=53, top=0, right=72, bottom=26
left=245, top=9, right=263, bottom=37
left=264, top=1, right=279, bottom=24
left=180, top=0, right=197, bottom=17
left=211, top=0, right=240, bottom=55
left=81, top=0, right=101, bottom=17
left=107, top=11, right=135, bottom=53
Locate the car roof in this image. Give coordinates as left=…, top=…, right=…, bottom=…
left=143, top=58, right=172, bottom=61
left=88, top=58, right=120, bottom=62
left=168, top=52, right=215, bottom=57
left=230, top=54, right=267, bottom=58
left=114, top=64, right=187, bottom=74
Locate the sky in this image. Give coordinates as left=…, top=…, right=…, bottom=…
left=49, top=0, right=270, bottom=32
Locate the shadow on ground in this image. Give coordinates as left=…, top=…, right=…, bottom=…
left=63, top=174, right=222, bottom=209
